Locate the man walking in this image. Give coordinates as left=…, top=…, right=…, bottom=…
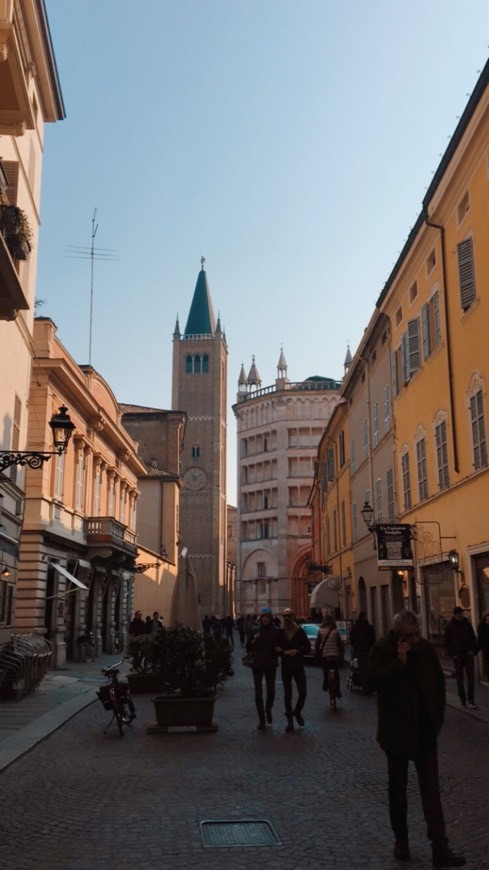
left=276, top=608, right=311, bottom=732
left=349, top=611, right=375, bottom=692
left=368, top=610, right=466, bottom=868
left=444, top=607, right=478, bottom=708
left=246, top=607, right=280, bottom=730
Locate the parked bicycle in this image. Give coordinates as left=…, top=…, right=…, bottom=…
left=96, top=662, right=136, bottom=737
left=78, top=631, right=97, bottom=662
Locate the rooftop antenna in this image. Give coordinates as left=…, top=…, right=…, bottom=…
left=66, top=209, right=118, bottom=365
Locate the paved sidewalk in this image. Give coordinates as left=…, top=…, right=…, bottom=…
left=0, top=652, right=124, bottom=772
left=0, top=654, right=487, bottom=774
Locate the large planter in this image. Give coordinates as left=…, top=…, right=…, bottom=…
left=147, top=694, right=218, bottom=733
left=127, top=672, right=165, bottom=694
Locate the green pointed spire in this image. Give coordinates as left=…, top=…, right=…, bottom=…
left=184, top=259, right=216, bottom=336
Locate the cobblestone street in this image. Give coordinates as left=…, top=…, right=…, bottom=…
left=0, top=655, right=486, bottom=870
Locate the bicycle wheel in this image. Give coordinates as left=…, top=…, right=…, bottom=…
left=110, top=690, right=125, bottom=736
left=328, top=670, right=337, bottom=712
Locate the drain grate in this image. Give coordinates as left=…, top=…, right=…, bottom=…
left=200, top=819, right=281, bottom=848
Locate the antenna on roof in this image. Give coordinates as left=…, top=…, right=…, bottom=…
left=66, top=209, right=119, bottom=365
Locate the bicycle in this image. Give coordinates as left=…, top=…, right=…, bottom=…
left=96, top=662, right=136, bottom=737
left=78, top=631, right=97, bottom=662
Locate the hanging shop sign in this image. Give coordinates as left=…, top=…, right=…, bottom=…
left=375, top=524, right=413, bottom=569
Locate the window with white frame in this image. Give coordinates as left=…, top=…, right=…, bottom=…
left=375, top=478, right=383, bottom=521
left=435, top=420, right=449, bottom=490
left=362, top=419, right=369, bottom=458
left=416, top=437, right=429, bottom=501
left=257, top=561, right=266, bottom=578
left=93, top=464, right=101, bottom=516
left=470, top=388, right=488, bottom=470
left=75, top=450, right=85, bottom=511
left=54, top=451, right=65, bottom=501
left=387, top=468, right=395, bottom=521
left=373, top=402, right=379, bottom=447
left=383, top=385, right=391, bottom=431
left=401, top=451, right=412, bottom=510
left=422, top=289, right=441, bottom=360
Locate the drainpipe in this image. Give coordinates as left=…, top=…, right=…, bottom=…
left=423, top=210, right=459, bottom=473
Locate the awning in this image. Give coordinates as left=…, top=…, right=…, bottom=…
left=310, top=577, right=339, bottom=608
left=53, top=563, right=89, bottom=590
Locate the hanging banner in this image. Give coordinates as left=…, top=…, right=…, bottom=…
left=375, top=524, right=413, bottom=569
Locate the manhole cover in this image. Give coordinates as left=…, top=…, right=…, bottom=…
left=200, top=819, right=281, bottom=848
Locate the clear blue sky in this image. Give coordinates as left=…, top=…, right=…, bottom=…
left=38, top=1, right=489, bottom=505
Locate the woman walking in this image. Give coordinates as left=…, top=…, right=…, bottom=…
left=316, top=614, right=343, bottom=699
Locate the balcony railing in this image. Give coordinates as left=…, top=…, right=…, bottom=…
left=86, top=517, right=137, bottom=554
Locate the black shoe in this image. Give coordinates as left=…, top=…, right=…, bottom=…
left=257, top=717, right=266, bottom=730
left=293, top=709, right=305, bottom=726
left=394, top=839, right=411, bottom=861
left=266, top=709, right=273, bottom=724
left=460, top=700, right=466, bottom=707
left=285, top=714, right=294, bottom=733
left=432, top=844, right=466, bottom=868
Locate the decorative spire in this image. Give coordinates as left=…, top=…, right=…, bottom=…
left=238, top=363, right=248, bottom=392
left=344, top=343, right=353, bottom=372
left=247, top=355, right=261, bottom=388
left=173, top=315, right=181, bottom=338
left=184, top=262, right=216, bottom=336
left=277, top=345, right=287, bottom=379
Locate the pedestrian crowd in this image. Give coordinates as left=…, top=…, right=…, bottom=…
left=128, top=610, right=164, bottom=637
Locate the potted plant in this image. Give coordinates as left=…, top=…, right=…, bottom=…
left=126, top=634, right=166, bottom=694
left=147, top=624, right=233, bottom=733
left=1, top=204, right=33, bottom=261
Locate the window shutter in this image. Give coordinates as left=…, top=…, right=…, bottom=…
left=457, top=238, right=476, bottom=310
left=432, top=290, right=441, bottom=346
left=421, top=303, right=430, bottom=360
left=407, top=318, right=420, bottom=374
left=401, top=334, right=409, bottom=385
left=391, top=351, right=398, bottom=396
left=2, top=161, right=19, bottom=204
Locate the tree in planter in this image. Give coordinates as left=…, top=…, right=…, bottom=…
left=127, top=634, right=161, bottom=674
left=156, top=625, right=233, bottom=697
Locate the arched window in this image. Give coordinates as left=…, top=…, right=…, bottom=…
left=194, top=354, right=201, bottom=373
left=202, top=354, right=209, bottom=373
left=185, top=355, right=193, bottom=373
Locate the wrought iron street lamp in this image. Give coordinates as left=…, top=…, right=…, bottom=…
left=0, top=406, right=75, bottom=472
left=360, top=500, right=375, bottom=532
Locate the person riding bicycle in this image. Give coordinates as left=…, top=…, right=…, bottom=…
left=316, top=614, right=343, bottom=698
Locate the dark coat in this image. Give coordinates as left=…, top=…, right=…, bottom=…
left=350, top=618, right=375, bottom=657
left=247, top=621, right=280, bottom=670
left=129, top=617, right=146, bottom=636
left=368, top=631, right=445, bottom=760
left=444, top=617, right=477, bottom=656
left=276, top=625, right=311, bottom=668
left=477, top=620, right=489, bottom=659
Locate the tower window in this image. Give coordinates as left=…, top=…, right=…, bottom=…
left=191, top=445, right=200, bottom=458
left=185, top=355, right=192, bottom=373
left=194, top=354, right=201, bottom=373
left=202, top=354, right=209, bottom=372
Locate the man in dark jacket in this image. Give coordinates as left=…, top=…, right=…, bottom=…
left=349, top=611, right=375, bottom=691
left=368, top=610, right=465, bottom=868
left=246, top=607, right=280, bottom=730
left=128, top=611, right=146, bottom=637
left=276, top=608, right=311, bottom=732
left=444, top=606, right=478, bottom=708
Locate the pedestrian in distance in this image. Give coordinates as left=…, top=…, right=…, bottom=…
left=128, top=610, right=146, bottom=637
left=224, top=614, right=234, bottom=647
left=443, top=606, right=478, bottom=708
left=246, top=607, right=280, bottom=730
left=275, top=608, right=311, bottom=732
left=368, top=609, right=466, bottom=868
left=476, top=611, right=489, bottom=682
left=150, top=611, right=164, bottom=635
left=316, top=614, right=343, bottom=699
left=236, top=614, right=246, bottom=647
left=349, top=611, right=375, bottom=693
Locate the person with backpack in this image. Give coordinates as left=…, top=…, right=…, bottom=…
left=316, top=613, right=343, bottom=700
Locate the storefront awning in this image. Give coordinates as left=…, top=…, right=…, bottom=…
left=310, top=577, right=339, bottom=608
left=53, top=563, right=88, bottom=590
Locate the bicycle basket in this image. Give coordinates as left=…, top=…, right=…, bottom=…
left=97, top=685, right=113, bottom=711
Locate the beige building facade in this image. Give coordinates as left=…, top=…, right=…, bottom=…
left=234, top=351, right=341, bottom=618
left=17, top=318, right=146, bottom=667
left=0, top=0, right=64, bottom=645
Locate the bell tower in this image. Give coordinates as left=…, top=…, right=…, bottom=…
left=172, top=259, right=228, bottom=615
